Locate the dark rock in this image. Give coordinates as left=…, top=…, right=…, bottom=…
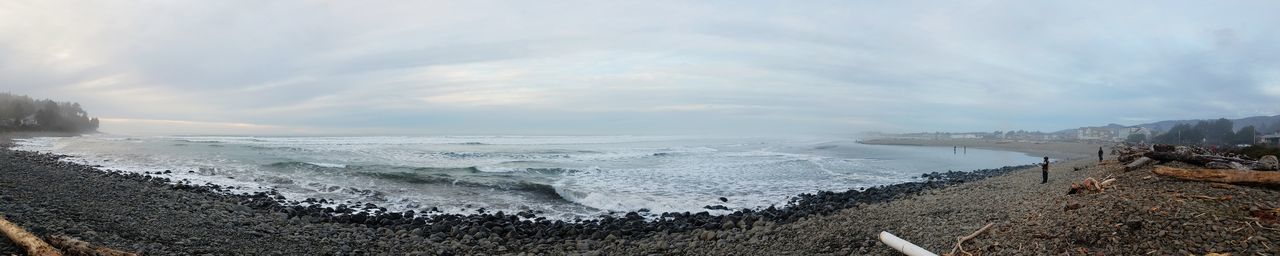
left=703, top=205, right=730, bottom=211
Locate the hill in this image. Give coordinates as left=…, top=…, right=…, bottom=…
left=1134, top=115, right=1280, bottom=134
left=0, top=92, right=100, bottom=133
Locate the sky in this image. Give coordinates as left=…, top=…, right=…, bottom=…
left=2, top=1, right=1279, bottom=136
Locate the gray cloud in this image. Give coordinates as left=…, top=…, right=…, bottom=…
left=2, top=1, right=1278, bottom=135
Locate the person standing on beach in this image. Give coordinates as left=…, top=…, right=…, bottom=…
left=1098, top=147, right=1104, bottom=162
left=1041, top=156, right=1049, bottom=184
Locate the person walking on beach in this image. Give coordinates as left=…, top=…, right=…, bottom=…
left=1098, top=147, right=1104, bottom=162
left=1041, top=156, right=1049, bottom=184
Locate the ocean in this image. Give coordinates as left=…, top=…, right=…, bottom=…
left=13, top=135, right=1043, bottom=219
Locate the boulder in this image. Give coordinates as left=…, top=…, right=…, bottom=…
left=1259, top=155, right=1279, bottom=171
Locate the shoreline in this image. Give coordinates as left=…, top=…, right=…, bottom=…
left=9, top=136, right=1267, bottom=254
left=858, top=138, right=1106, bottom=160
left=0, top=135, right=1044, bottom=254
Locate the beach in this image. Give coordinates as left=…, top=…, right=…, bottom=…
left=857, top=138, right=1104, bottom=160
left=2, top=137, right=1277, bottom=255
left=603, top=140, right=1280, bottom=254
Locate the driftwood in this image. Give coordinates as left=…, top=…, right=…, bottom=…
left=0, top=215, right=62, bottom=256
left=947, top=223, right=994, bottom=256
left=1099, top=178, right=1117, bottom=189
left=1145, top=152, right=1214, bottom=165
left=1069, top=177, right=1118, bottom=194
left=1125, top=157, right=1153, bottom=171
left=879, top=231, right=938, bottom=256
left=1145, top=152, right=1261, bottom=169
left=1153, top=166, right=1280, bottom=186
left=47, top=235, right=139, bottom=256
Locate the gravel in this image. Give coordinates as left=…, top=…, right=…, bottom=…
left=3, top=136, right=1276, bottom=255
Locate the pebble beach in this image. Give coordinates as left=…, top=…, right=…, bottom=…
left=2, top=137, right=1277, bottom=255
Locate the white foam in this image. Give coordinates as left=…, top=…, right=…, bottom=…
left=306, top=162, right=347, bottom=168
left=14, top=135, right=1041, bottom=219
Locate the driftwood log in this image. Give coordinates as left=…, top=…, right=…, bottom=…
left=47, top=235, right=139, bottom=256
left=1145, top=152, right=1259, bottom=168
left=1152, top=166, right=1280, bottom=186
left=1145, top=152, right=1214, bottom=165
left=1125, top=157, right=1153, bottom=171
left=0, top=215, right=62, bottom=256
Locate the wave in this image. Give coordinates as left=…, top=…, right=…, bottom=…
left=262, top=161, right=580, bottom=176
left=357, top=171, right=454, bottom=184
left=411, top=166, right=482, bottom=173
left=508, top=181, right=565, bottom=202
left=178, top=139, right=224, bottom=144
left=354, top=171, right=571, bottom=202
left=264, top=161, right=339, bottom=170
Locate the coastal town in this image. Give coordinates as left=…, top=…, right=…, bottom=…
left=870, top=116, right=1280, bottom=147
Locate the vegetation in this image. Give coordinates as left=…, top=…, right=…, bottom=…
left=1151, top=118, right=1256, bottom=146
left=0, top=92, right=99, bottom=133
left=1233, top=145, right=1280, bottom=159
left=1125, top=133, right=1146, bottom=143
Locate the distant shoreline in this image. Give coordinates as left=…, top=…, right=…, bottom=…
left=1, top=133, right=1051, bottom=254
left=858, top=138, right=1105, bottom=160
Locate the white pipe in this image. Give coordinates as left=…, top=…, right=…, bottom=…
left=878, top=231, right=938, bottom=256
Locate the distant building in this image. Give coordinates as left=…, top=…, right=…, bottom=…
left=19, top=114, right=38, bottom=126
left=949, top=133, right=980, bottom=139
left=1262, top=133, right=1280, bottom=147
left=1077, top=127, right=1116, bottom=141
left=1117, top=127, right=1151, bottom=142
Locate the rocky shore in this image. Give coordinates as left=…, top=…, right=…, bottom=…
left=0, top=142, right=1033, bottom=255
left=4, top=137, right=1276, bottom=255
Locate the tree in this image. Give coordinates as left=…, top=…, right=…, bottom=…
left=35, top=100, right=62, bottom=130
left=1154, top=123, right=1204, bottom=145
left=1126, top=133, right=1147, bottom=143
left=1235, top=126, right=1258, bottom=145
left=7, top=102, right=24, bottom=126
left=0, top=102, right=12, bottom=127
left=1, top=92, right=98, bottom=133
left=1199, top=118, right=1234, bottom=145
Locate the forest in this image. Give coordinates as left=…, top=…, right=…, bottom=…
left=0, top=92, right=99, bottom=133
left=1150, top=118, right=1258, bottom=146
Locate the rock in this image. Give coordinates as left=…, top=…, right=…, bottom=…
left=429, top=233, right=447, bottom=243
left=1259, top=155, right=1279, bottom=170
left=1206, top=162, right=1233, bottom=169
left=1125, top=218, right=1143, bottom=230
left=699, top=230, right=716, bottom=241
left=719, top=197, right=729, bottom=203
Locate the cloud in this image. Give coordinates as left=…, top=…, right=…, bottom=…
left=2, top=1, right=1279, bottom=135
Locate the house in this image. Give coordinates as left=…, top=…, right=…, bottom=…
left=1077, top=127, right=1116, bottom=141
left=19, top=114, right=37, bottom=127
left=1116, top=127, right=1151, bottom=142
left=1261, top=133, right=1280, bottom=147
